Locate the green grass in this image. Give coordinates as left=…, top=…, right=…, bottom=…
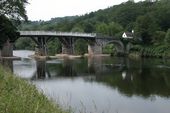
left=0, top=65, right=69, bottom=113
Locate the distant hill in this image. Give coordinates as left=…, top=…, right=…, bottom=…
left=19, top=16, right=78, bottom=30
left=19, top=0, right=170, bottom=38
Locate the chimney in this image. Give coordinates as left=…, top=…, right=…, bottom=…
left=132, top=30, right=134, bottom=34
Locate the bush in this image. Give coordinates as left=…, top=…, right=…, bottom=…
left=164, top=29, right=170, bottom=44
left=131, top=44, right=170, bottom=58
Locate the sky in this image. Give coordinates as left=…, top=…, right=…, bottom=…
left=26, top=0, right=143, bottom=21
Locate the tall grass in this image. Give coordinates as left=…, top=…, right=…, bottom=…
left=0, top=65, right=69, bottom=113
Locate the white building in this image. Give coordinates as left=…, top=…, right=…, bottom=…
left=146, top=0, right=157, bottom=2
left=122, top=32, right=133, bottom=39
left=128, top=0, right=134, bottom=2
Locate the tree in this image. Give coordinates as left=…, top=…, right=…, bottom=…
left=0, top=15, right=19, bottom=49
left=0, top=0, right=28, bottom=20
left=0, top=0, right=28, bottom=49
left=154, top=0, right=170, bottom=31
left=96, top=23, right=109, bottom=35
left=71, top=26, right=84, bottom=32
left=74, top=39, right=88, bottom=55
left=15, top=38, right=35, bottom=50
left=164, top=29, right=170, bottom=44
left=82, top=20, right=96, bottom=33
left=134, top=15, right=160, bottom=44
left=152, top=31, right=166, bottom=45
left=96, top=22, right=123, bottom=37
left=108, top=22, right=123, bottom=36
left=47, top=39, right=62, bottom=55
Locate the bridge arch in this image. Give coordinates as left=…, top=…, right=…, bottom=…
left=73, top=38, right=88, bottom=55
left=105, top=40, right=133, bottom=55
left=105, top=40, right=125, bottom=54
left=71, top=38, right=102, bottom=55
left=14, top=37, right=35, bottom=50
left=97, top=38, right=125, bottom=55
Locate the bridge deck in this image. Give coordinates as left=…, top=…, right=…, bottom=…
left=19, top=31, right=97, bottom=38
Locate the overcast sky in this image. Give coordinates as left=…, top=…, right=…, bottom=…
left=26, top=0, right=143, bottom=21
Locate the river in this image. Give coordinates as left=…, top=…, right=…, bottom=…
left=2, top=50, right=170, bottom=113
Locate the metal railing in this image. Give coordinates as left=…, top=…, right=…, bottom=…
left=19, top=31, right=96, bottom=37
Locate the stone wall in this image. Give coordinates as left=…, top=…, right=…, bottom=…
left=88, top=43, right=102, bottom=56
left=35, top=46, right=47, bottom=56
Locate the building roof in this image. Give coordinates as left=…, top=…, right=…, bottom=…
left=124, top=32, right=133, bottom=37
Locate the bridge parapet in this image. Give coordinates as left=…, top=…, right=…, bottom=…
left=19, top=31, right=96, bottom=38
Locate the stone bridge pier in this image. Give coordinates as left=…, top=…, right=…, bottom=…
left=60, top=37, right=74, bottom=54
left=1, top=40, right=13, bottom=57
left=88, top=42, right=102, bottom=55
left=31, top=37, right=48, bottom=56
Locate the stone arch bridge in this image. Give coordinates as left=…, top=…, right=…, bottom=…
left=1, top=31, right=131, bottom=57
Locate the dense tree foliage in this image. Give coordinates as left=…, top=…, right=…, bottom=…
left=164, top=29, right=170, bottom=44
left=96, top=22, right=123, bottom=37
left=19, top=16, right=78, bottom=31
left=0, top=0, right=28, bottom=20
left=15, top=38, right=35, bottom=50
left=134, top=14, right=160, bottom=44
left=74, top=39, right=88, bottom=55
left=0, top=15, right=19, bottom=49
left=0, top=0, right=28, bottom=49
left=47, top=39, right=61, bottom=55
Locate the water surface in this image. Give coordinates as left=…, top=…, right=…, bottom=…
left=4, top=50, right=170, bottom=113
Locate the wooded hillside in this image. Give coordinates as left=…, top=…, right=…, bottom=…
left=18, top=0, right=170, bottom=57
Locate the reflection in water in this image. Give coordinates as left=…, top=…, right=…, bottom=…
left=95, top=58, right=170, bottom=98
left=34, top=60, right=51, bottom=79
left=60, top=59, right=77, bottom=76
left=16, top=57, right=170, bottom=98
left=13, top=58, right=36, bottom=79
left=121, top=71, right=126, bottom=79
left=37, top=60, right=46, bottom=79
left=4, top=51, right=170, bottom=113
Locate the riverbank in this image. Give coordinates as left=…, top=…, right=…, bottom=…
left=29, top=53, right=110, bottom=60
left=130, top=45, right=170, bottom=59
left=0, top=56, right=21, bottom=60
left=0, top=65, right=69, bottom=113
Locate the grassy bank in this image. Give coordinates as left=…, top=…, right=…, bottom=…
left=130, top=44, right=170, bottom=58
left=0, top=65, right=69, bottom=113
